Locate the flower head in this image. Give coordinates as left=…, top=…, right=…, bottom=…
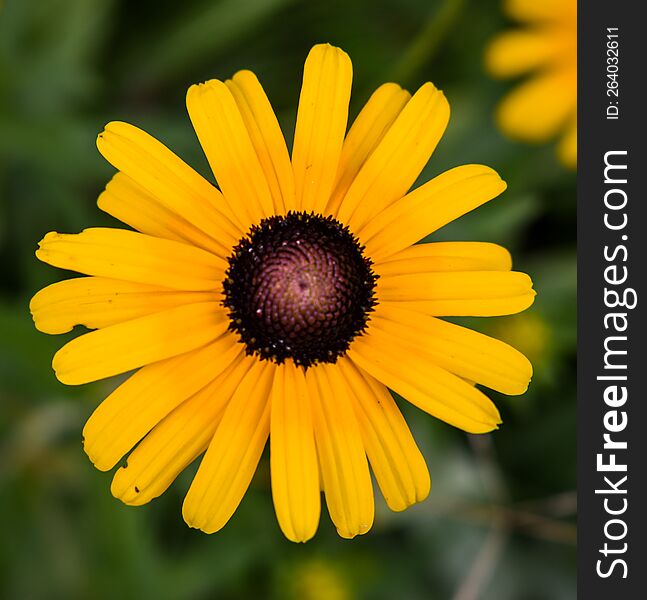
left=485, top=0, right=577, bottom=167
left=31, top=43, right=535, bottom=541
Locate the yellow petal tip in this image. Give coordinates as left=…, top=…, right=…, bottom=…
left=185, top=82, right=204, bottom=102
left=97, top=121, right=130, bottom=144
left=336, top=522, right=372, bottom=539
left=52, top=367, right=80, bottom=387
left=284, top=529, right=317, bottom=544
left=306, top=42, right=352, bottom=67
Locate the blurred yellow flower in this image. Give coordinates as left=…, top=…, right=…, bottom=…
left=485, top=0, right=577, bottom=167
left=31, top=43, right=534, bottom=542
left=489, top=313, right=551, bottom=367
left=289, top=558, right=351, bottom=600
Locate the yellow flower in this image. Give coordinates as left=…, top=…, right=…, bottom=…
left=489, top=313, right=551, bottom=368
left=30, top=43, right=535, bottom=542
left=289, top=558, right=351, bottom=600
left=485, top=0, right=577, bottom=167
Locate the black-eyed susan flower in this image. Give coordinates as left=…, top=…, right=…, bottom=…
left=31, top=43, right=535, bottom=542
left=485, top=0, right=576, bottom=167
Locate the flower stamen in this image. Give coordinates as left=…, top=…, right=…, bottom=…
left=223, top=211, right=378, bottom=367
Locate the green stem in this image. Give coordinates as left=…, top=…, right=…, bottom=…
left=390, top=0, right=467, bottom=85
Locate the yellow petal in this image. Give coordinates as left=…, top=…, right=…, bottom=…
left=270, top=361, right=320, bottom=542
left=83, top=334, right=243, bottom=471
left=337, top=358, right=430, bottom=512
left=505, top=0, right=576, bottom=23
left=485, top=29, right=574, bottom=78
left=183, top=361, right=275, bottom=534
left=376, top=270, right=536, bottom=316
left=53, top=302, right=227, bottom=385
left=307, top=363, right=374, bottom=539
left=326, top=83, right=411, bottom=216
left=371, top=306, right=533, bottom=394
left=111, top=353, right=253, bottom=505
left=30, top=277, right=216, bottom=335
left=338, top=82, right=450, bottom=232
left=375, top=242, right=512, bottom=277
left=496, top=68, right=576, bottom=142
left=292, top=43, right=352, bottom=213
left=361, top=165, right=507, bottom=261
left=348, top=335, right=501, bottom=434
left=186, top=79, right=274, bottom=228
left=226, top=70, right=295, bottom=213
left=557, top=116, right=577, bottom=168
left=98, top=172, right=230, bottom=256
left=36, top=228, right=226, bottom=291
left=96, top=121, right=242, bottom=240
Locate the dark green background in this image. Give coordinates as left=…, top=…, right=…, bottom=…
left=0, top=0, right=576, bottom=598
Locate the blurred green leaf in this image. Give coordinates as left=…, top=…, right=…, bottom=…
left=122, top=0, right=297, bottom=91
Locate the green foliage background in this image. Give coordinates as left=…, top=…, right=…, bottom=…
left=0, top=0, right=576, bottom=598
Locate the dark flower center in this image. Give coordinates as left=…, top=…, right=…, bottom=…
left=223, top=212, right=378, bottom=368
